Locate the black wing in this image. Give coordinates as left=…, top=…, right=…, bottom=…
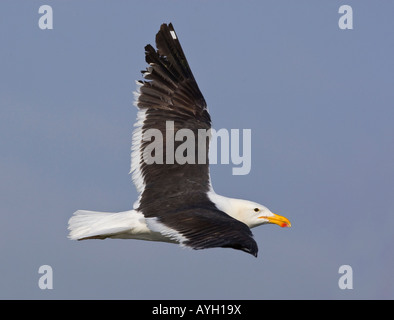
left=131, top=23, right=211, bottom=206
left=146, top=205, right=258, bottom=257
left=131, top=23, right=258, bottom=256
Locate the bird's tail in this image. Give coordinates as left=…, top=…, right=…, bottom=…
left=67, top=210, right=136, bottom=240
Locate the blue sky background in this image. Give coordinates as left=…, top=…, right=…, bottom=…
left=0, top=0, right=393, bottom=299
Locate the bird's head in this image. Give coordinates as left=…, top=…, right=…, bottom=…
left=231, top=199, right=291, bottom=229
left=208, top=192, right=291, bottom=229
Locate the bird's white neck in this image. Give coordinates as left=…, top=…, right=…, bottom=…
left=207, top=190, right=245, bottom=224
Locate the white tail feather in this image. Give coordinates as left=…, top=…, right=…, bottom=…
left=68, top=210, right=141, bottom=240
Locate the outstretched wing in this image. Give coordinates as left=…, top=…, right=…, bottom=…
left=131, top=23, right=211, bottom=207
left=130, top=23, right=258, bottom=256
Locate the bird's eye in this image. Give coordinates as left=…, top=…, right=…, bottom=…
left=254, top=208, right=260, bottom=212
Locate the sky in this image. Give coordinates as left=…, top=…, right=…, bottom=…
left=0, top=0, right=393, bottom=299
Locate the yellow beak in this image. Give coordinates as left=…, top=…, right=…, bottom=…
left=260, top=213, right=291, bottom=228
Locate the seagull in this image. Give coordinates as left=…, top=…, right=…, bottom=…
left=68, top=23, right=291, bottom=257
